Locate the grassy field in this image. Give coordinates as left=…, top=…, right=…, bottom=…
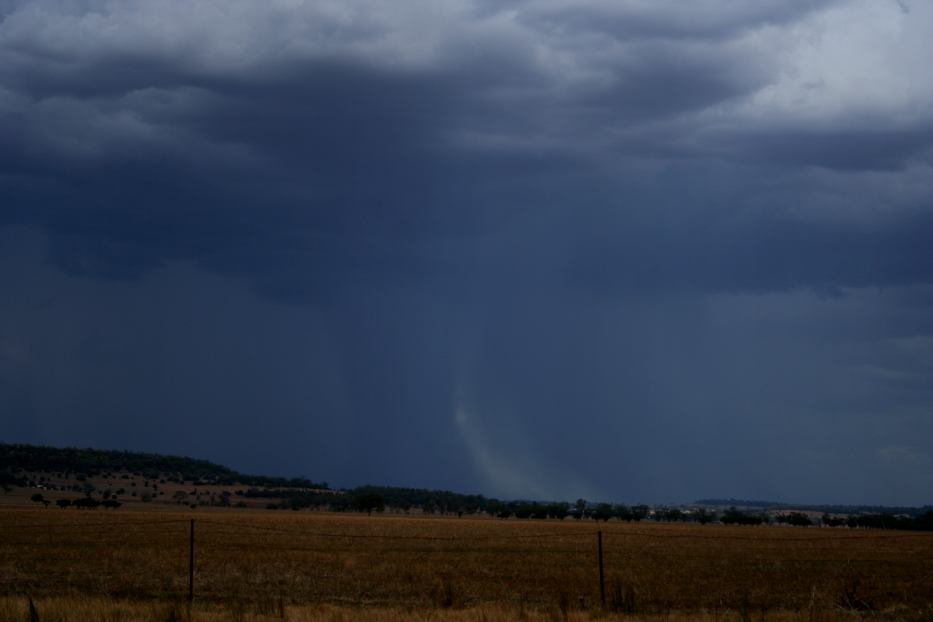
left=2, top=508, right=932, bottom=620
left=0, top=597, right=907, bottom=622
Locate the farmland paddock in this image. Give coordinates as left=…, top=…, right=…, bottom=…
left=1, top=509, right=932, bottom=620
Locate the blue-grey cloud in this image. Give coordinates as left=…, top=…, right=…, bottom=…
left=3, top=0, right=933, bottom=505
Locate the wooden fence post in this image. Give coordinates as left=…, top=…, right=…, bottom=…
left=598, top=530, right=605, bottom=608
left=188, top=518, right=195, bottom=605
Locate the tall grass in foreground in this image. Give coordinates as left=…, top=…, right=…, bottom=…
left=0, top=597, right=919, bottom=622
left=2, top=509, right=933, bottom=618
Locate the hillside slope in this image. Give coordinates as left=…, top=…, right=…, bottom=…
left=0, top=443, right=327, bottom=489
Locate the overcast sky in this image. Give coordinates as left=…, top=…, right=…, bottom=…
left=2, top=0, right=933, bottom=506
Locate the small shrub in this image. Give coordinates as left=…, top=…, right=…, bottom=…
left=837, top=575, right=873, bottom=611
left=609, top=579, right=637, bottom=614
left=556, top=592, right=570, bottom=620
left=433, top=575, right=457, bottom=609
left=160, top=603, right=183, bottom=622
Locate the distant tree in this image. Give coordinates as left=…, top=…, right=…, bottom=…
left=513, top=504, right=533, bottom=519
left=656, top=508, right=684, bottom=522
left=0, top=468, right=25, bottom=491
left=547, top=502, right=570, bottom=520
left=102, top=499, right=121, bottom=509
left=915, top=511, right=933, bottom=531
left=530, top=504, right=549, bottom=520
left=73, top=497, right=100, bottom=509
left=721, top=507, right=764, bottom=526
left=354, top=492, right=385, bottom=515
left=574, top=498, right=587, bottom=516
left=31, top=493, right=50, bottom=508
left=486, top=500, right=506, bottom=518
left=56, top=499, right=71, bottom=509
left=486, top=500, right=512, bottom=518
left=694, top=508, right=714, bottom=524
left=781, top=512, right=812, bottom=527
left=591, top=503, right=613, bottom=522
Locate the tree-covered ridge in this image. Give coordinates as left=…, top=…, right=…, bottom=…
left=6, top=443, right=932, bottom=531
left=695, top=498, right=933, bottom=519
left=258, top=485, right=655, bottom=521
left=0, top=443, right=328, bottom=489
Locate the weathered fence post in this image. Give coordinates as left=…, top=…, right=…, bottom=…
left=188, top=518, right=195, bottom=605
left=597, top=530, right=605, bottom=608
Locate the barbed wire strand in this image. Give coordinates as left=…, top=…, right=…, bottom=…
left=3, top=518, right=190, bottom=530
left=194, top=518, right=933, bottom=543
left=197, top=518, right=584, bottom=541
left=2, top=515, right=932, bottom=544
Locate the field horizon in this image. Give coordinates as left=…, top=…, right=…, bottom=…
left=3, top=506, right=933, bottom=620
left=5, top=441, right=931, bottom=519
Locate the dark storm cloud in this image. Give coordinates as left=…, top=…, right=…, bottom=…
left=712, top=124, right=933, bottom=171
left=3, top=0, right=933, bottom=505
left=523, top=0, right=838, bottom=40
left=570, top=205, right=933, bottom=296
left=2, top=0, right=930, bottom=299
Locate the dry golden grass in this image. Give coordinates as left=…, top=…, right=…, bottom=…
left=0, top=596, right=905, bottom=622
left=2, top=508, right=932, bottom=620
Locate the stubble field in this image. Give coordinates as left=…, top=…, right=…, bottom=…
left=1, top=508, right=932, bottom=621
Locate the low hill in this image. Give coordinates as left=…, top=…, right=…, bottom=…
left=695, top=497, right=933, bottom=518
left=4, top=443, right=931, bottom=530
left=0, top=443, right=328, bottom=489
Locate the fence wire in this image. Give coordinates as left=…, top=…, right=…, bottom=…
left=2, top=513, right=932, bottom=610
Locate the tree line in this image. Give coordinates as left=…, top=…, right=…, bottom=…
left=30, top=493, right=121, bottom=510
left=0, top=443, right=328, bottom=490
left=7, top=443, right=932, bottom=530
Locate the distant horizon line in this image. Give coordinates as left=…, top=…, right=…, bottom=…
left=2, top=440, right=929, bottom=511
